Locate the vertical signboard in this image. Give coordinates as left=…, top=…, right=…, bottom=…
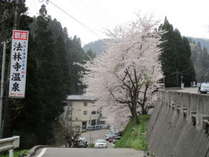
left=9, top=30, right=29, bottom=98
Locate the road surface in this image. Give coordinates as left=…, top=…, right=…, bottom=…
left=35, top=148, right=144, bottom=157
left=167, top=87, right=199, bottom=94
left=81, top=129, right=114, bottom=147
left=81, top=129, right=109, bottom=144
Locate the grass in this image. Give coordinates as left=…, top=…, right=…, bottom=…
left=115, top=115, right=150, bottom=150
left=0, top=150, right=28, bottom=157
left=88, top=143, right=95, bottom=148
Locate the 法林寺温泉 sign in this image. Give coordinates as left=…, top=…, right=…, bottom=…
left=9, top=30, right=29, bottom=98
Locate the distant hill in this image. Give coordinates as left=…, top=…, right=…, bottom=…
left=83, top=39, right=110, bottom=55
left=83, top=37, right=209, bottom=55
left=187, top=37, right=209, bottom=51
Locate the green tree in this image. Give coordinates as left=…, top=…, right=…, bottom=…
left=66, top=36, right=88, bottom=94
left=0, top=0, right=32, bottom=138
left=159, top=17, right=195, bottom=87
left=86, top=49, right=96, bottom=60
left=191, top=41, right=209, bottom=82
left=10, top=5, right=70, bottom=147
left=1, top=3, right=89, bottom=148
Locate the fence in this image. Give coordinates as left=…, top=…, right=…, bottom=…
left=0, top=136, right=20, bottom=157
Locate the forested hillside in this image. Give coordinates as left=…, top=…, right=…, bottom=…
left=83, top=39, right=110, bottom=55
left=190, top=41, right=209, bottom=82
left=188, top=37, right=209, bottom=52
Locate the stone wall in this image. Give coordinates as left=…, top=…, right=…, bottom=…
left=148, top=90, right=209, bottom=157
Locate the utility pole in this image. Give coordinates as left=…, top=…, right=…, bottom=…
left=13, top=0, right=19, bottom=29
left=0, top=42, right=6, bottom=136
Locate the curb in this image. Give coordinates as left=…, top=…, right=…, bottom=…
left=26, top=145, right=47, bottom=157
left=25, top=145, right=64, bottom=157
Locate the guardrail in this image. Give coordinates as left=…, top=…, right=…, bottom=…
left=0, top=136, right=20, bottom=157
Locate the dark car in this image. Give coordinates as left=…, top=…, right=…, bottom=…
left=78, top=140, right=88, bottom=148
left=105, top=132, right=121, bottom=143
left=74, top=137, right=88, bottom=148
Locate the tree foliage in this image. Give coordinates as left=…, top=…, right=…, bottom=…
left=159, top=17, right=195, bottom=87
left=83, top=15, right=163, bottom=127
left=190, top=41, right=209, bottom=82
left=0, top=0, right=32, bottom=139
left=0, top=3, right=89, bottom=148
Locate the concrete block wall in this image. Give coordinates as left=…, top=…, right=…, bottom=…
left=148, top=90, right=209, bottom=157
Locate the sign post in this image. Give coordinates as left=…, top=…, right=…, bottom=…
left=8, top=30, right=29, bottom=98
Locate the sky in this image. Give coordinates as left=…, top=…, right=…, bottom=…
left=26, top=0, right=209, bottom=45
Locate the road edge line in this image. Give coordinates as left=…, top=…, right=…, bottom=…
left=37, top=148, right=47, bottom=157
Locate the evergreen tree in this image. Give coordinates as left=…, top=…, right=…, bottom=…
left=86, top=49, right=96, bottom=60
left=1, top=3, right=89, bottom=148
left=11, top=5, right=71, bottom=147
left=159, top=17, right=195, bottom=87
left=66, top=36, right=88, bottom=94
left=0, top=0, right=32, bottom=138
left=191, top=41, right=209, bottom=82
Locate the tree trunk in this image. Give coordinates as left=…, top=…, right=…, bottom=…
left=130, top=105, right=140, bottom=124
left=134, top=115, right=140, bottom=124
left=141, top=104, right=148, bottom=115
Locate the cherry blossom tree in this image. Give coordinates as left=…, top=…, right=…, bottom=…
left=83, top=15, right=163, bottom=125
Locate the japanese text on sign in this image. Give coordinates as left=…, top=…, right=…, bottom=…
left=9, top=30, right=29, bottom=98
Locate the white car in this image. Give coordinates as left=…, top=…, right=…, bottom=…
left=199, top=83, right=209, bottom=94
left=94, top=139, right=107, bottom=148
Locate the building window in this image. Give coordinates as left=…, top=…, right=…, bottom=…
left=91, top=119, right=96, bottom=126
left=84, top=102, right=87, bottom=106
left=192, top=116, right=196, bottom=126
left=91, top=111, right=96, bottom=115
left=82, top=121, right=87, bottom=129
left=99, top=121, right=105, bottom=125
left=83, top=111, right=87, bottom=115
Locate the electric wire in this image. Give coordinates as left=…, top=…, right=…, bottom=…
left=45, top=0, right=103, bottom=38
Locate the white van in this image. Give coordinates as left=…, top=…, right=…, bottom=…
left=199, top=83, right=209, bottom=94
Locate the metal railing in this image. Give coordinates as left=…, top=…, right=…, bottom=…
left=0, top=136, right=20, bottom=157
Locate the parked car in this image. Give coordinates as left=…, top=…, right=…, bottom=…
left=76, top=137, right=88, bottom=148
left=94, top=139, right=107, bottom=148
left=105, top=132, right=121, bottom=142
left=198, top=83, right=209, bottom=94
left=105, top=135, right=115, bottom=142
left=87, top=126, right=96, bottom=130
left=114, top=131, right=123, bottom=137
left=99, top=124, right=110, bottom=129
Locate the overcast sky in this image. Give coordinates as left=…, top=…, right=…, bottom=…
left=26, top=0, right=209, bottom=45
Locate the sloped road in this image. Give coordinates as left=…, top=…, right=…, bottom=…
left=35, top=148, right=144, bottom=157
left=81, top=129, right=109, bottom=144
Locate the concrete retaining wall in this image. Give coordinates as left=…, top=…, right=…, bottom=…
left=148, top=90, right=209, bottom=157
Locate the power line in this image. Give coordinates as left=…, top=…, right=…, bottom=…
left=41, top=0, right=103, bottom=38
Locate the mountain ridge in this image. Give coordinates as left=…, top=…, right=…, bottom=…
left=83, top=37, right=209, bottom=55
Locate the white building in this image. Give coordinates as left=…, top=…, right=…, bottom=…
left=64, top=95, right=106, bottom=133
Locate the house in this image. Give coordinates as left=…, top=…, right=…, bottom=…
left=64, top=95, right=106, bottom=133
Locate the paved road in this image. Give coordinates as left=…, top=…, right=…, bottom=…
left=167, top=87, right=199, bottom=94
left=35, top=148, right=144, bottom=157
left=81, top=129, right=109, bottom=144
left=176, top=87, right=198, bottom=94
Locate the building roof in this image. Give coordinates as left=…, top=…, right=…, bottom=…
left=66, top=95, right=96, bottom=101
